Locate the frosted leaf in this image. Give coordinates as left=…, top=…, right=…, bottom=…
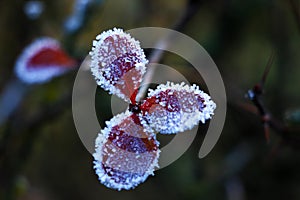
left=90, top=28, right=148, bottom=103
left=93, top=111, right=160, bottom=191
left=140, top=82, right=216, bottom=134
left=14, top=37, right=76, bottom=84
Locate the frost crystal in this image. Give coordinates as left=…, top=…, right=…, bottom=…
left=90, top=28, right=148, bottom=102
left=93, top=111, right=160, bottom=191
left=140, top=82, right=216, bottom=134
left=15, top=37, right=76, bottom=84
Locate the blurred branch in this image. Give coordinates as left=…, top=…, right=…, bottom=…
left=0, top=2, right=101, bottom=199
left=288, top=0, right=300, bottom=32
left=173, top=0, right=205, bottom=32
left=246, top=53, right=300, bottom=148
left=220, top=143, right=253, bottom=200
left=137, top=0, right=204, bottom=101
left=63, top=0, right=104, bottom=55
left=0, top=79, right=28, bottom=126
left=224, top=176, right=246, bottom=200
left=0, top=91, right=71, bottom=199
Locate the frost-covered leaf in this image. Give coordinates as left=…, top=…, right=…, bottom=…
left=93, top=111, right=160, bottom=191
left=90, top=28, right=148, bottom=103
left=15, top=37, right=76, bottom=84
left=140, top=82, right=216, bottom=134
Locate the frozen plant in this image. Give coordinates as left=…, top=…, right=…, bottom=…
left=90, top=28, right=216, bottom=190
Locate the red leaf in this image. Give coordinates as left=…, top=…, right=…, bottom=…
left=15, top=37, right=76, bottom=84
left=28, top=47, right=75, bottom=69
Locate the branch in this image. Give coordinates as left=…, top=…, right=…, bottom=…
left=0, top=91, right=71, bottom=199
left=136, top=0, right=204, bottom=101
left=246, top=52, right=300, bottom=147
left=288, top=0, right=300, bottom=32
left=0, top=79, right=28, bottom=126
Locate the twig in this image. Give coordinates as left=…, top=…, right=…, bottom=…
left=247, top=52, right=282, bottom=139
left=288, top=0, right=300, bottom=32
left=247, top=52, right=300, bottom=147
left=0, top=1, right=101, bottom=198
left=0, top=92, right=71, bottom=200
left=261, top=50, right=275, bottom=88
left=136, top=0, right=204, bottom=101
left=0, top=79, right=28, bottom=126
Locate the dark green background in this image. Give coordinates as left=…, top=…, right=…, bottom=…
left=0, top=0, right=300, bottom=199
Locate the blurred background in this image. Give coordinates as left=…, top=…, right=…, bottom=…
left=0, top=0, right=300, bottom=199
